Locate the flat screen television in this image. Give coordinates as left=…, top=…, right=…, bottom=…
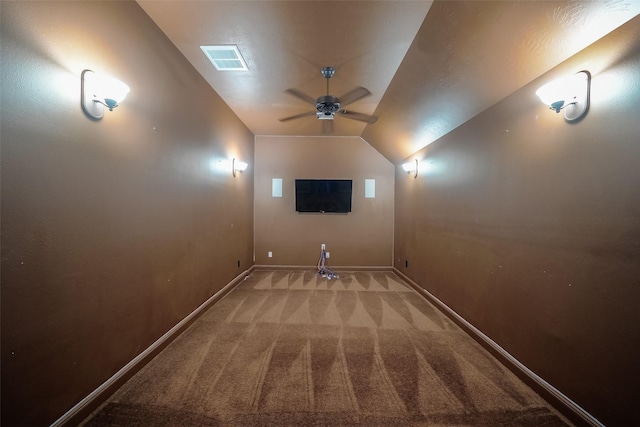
left=295, top=179, right=352, bottom=213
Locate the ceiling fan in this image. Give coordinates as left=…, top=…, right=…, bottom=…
left=279, top=66, right=378, bottom=133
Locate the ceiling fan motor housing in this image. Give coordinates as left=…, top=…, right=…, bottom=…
left=316, top=95, right=340, bottom=115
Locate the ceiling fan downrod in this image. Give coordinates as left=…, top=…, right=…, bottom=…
left=317, top=66, right=339, bottom=115
left=321, top=66, right=335, bottom=95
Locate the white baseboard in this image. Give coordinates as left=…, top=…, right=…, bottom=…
left=253, top=264, right=393, bottom=271
left=51, top=268, right=253, bottom=427
left=393, top=268, right=603, bottom=427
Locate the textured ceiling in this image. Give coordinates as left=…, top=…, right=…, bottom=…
left=137, top=1, right=640, bottom=164
left=362, top=1, right=640, bottom=163
left=136, top=0, right=432, bottom=138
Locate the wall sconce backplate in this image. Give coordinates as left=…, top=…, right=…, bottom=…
left=563, top=71, right=590, bottom=122
left=81, top=70, right=104, bottom=120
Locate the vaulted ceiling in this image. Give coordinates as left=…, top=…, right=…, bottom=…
left=137, top=1, right=639, bottom=164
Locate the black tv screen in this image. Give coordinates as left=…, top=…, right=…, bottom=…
left=295, top=179, right=352, bottom=213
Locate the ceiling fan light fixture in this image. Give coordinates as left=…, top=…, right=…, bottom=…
left=317, top=112, right=335, bottom=120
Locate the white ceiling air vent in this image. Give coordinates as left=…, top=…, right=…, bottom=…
left=200, top=45, right=248, bottom=71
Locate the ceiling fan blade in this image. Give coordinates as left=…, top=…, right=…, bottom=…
left=284, top=88, right=317, bottom=106
left=279, top=111, right=316, bottom=122
left=322, top=119, right=333, bottom=134
left=338, top=86, right=371, bottom=107
left=338, top=109, right=378, bottom=124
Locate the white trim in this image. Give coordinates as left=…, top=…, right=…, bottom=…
left=393, top=268, right=604, bottom=427
left=51, top=268, right=252, bottom=427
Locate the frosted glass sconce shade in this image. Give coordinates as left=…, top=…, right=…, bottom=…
left=402, top=159, right=418, bottom=178
left=536, top=71, right=590, bottom=122
left=233, top=158, right=248, bottom=177
left=81, top=69, right=130, bottom=120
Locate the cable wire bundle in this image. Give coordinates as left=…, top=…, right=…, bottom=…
left=317, top=247, right=338, bottom=280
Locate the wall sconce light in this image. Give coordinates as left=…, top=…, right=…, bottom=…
left=232, top=158, right=248, bottom=177
left=81, top=69, right=130, bottom=120
left=402, top=159, right=418, bottom=178
left=536, top=70, right=590, bottom=122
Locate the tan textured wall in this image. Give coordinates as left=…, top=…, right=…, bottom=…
left=254, top=136, right=394, bottom=267
left=394, top=16, right=640, bottom=427
left=0, top=2, right=254, bottom=426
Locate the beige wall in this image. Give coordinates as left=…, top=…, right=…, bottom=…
left=394, top=16, right=640, bottom=427
left=1, top=2, right=254, bottom=426
left=254, top=136, right=394, bottom=267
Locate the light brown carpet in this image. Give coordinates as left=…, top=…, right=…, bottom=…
left=83, top=270, right=571, bottom=426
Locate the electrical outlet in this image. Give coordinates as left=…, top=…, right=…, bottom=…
left=321, top=243, right=326, bottom=250
left=326, top=252, right=330, bottom=258
left=268, top=251, right=273, bottom=258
